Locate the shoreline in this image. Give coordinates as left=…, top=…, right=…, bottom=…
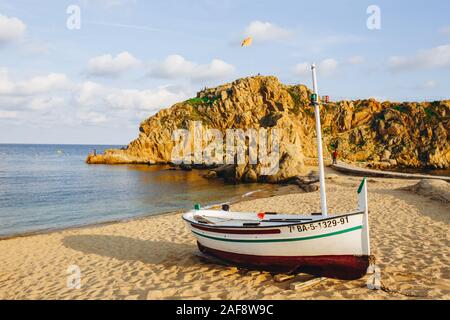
left=0, top=172, right=448, bottom=299
left=0, top=183, right=297, bottom=241
left=2, top=164, right=448, bottom=241
left=0, top=210, right=180, bottom=242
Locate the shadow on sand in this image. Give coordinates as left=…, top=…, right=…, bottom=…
left=63, top=234, right=199, bottom=267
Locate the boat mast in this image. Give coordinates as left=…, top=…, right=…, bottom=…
left=311, top=64, right=328, bottom=217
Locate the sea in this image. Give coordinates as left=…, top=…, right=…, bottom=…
left=0, top=144, right=269, bottom=238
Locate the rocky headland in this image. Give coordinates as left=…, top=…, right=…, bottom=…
left=87, top=76, right=450, bottom=183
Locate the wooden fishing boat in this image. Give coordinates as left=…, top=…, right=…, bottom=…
left=183, top=178, right=370, bottom=279
left=182, top=64, right=371, bottom=280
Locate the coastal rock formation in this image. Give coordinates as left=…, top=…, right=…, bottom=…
left=86, top=151, right=155, bottom=165
left=87, top=76, right=450, bottom=182
left=321, top=99, right=450, bottom=170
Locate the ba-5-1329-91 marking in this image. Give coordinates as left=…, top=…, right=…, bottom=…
left=289, top=216, right=350, bottom=233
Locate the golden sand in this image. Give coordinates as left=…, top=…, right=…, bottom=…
left=0, top=172, right=449, bottom=300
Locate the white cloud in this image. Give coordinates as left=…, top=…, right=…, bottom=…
left=0, top=95, right=25, bottom=109
left=414, top=80, right=437, bottom=90
left=0, top=69, right=69, bottom=123
left=439, top=26, right=450, bottom=36
left=0, top=93, right=68, bottom=127
left=75, top=80, right=190, bottom=112
left=0, top=68, right=70, bottom=96
left=105, top=88, right=188, bottom=111
left=150, top=55, right=194, bottom=78
left=244, top=20, right=293, bottom=42
left=28, top=96, right=66, bottom=111
left=74, top=81, right=105, bottom=109
left=388, top=44, right=450, bottom=72
left=422, top=80, right=437, bottom=89
left=19, top=73, right=70, bottom=95
left=192, top=59, right=236, bottom=81
left=148, top=54, right=235, bottom=81
left=292, top=59, right=338, bottom=77
left=319, top=58, right=338, bottom=76
left=0, top=110, right=18, bottom=119
left=0, top=68, right=15, bottom=93
left=292, top=62, right=309, bottom=76
left=87, top=51, right=141, bottom=77
left=76, top=110, right=108, bottom=124
left=347, top=56, right=365, bottom=65
left=0, top=68, right=192, bottom=127
left=71, top=81, right=192, bottom=125
left=0, top=14, right=26, bottom=45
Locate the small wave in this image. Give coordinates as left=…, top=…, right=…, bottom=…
left=203, top=201, right=230, bottom=209
left=241, top=189, right=263, bottom=198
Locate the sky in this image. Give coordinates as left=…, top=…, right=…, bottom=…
left=0, top=0, right=449, bottom=144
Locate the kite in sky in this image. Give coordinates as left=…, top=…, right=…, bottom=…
left=241, top=37, right=253, bottom=47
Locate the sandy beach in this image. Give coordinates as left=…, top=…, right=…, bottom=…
left=0, top=170, right=449, bottom=300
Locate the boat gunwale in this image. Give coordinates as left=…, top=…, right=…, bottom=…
left=182, top=210, right=366, bottom=229
left=190, top=225, right=363, bottom=243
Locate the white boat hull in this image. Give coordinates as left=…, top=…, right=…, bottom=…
left=183, top=178, right=371, bottom=279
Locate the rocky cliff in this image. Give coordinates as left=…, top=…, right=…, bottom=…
left=87, top=76, right=450, bottom=182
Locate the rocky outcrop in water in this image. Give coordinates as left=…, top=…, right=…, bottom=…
left=87, top=76, right=450, bottom=182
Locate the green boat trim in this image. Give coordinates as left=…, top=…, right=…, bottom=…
left=357, top=177, right=366, bottom=194
left=192, top=225, right=363, bottom=243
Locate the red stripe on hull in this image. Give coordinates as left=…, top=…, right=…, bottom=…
left=197, top=242, right=369, bottom=280
left=191, top=224, right=280, bottom=235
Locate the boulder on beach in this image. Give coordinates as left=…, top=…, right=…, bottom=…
left=406, top=179, right=450, bottom=203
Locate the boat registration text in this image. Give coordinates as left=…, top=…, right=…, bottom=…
left=288, top=216, right=350, bottom=233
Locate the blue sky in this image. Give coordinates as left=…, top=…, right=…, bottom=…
left=0, top=0, right=449, bottom=144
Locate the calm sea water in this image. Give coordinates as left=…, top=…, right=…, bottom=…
left=0, top=144, right=268, bottom=237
